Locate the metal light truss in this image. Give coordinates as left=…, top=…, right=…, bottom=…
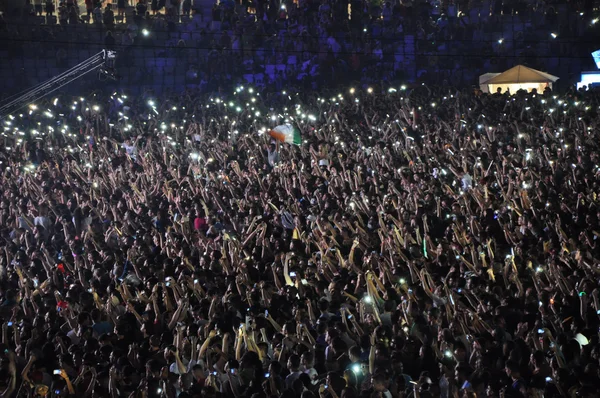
left=0, top=50, right=115, bottom=119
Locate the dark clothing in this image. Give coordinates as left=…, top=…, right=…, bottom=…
left=505, top=378, right=527, bottom=398
left=105, top=34, right=116, bottom=47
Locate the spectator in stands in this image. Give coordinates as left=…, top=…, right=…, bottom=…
left=55, top=47, right=67, bottom=67
left=136, top=0, right=148, bottom=16
left=172, top=0, right=181, bottom=18
left=33, top=0, right=43, bottom=16
left=121, top=30, right=134, bottom=46
left=103, top=3, right=115, bottom=26
left=68, top=4, right=79, bottom=24
left=85, top=0, right=94, bottom=17
left=220, top=30, right=231, bottom=49
left=43, top=0, right=55, bottom=16
left=93, top=2, right=103, bottom=24
left=0, top=0, right=598, bottom=116
left=185, top=64, right=199, bottom=82
left=132, top=8, right=144, bottom=25
left=211, top=1, right=221, bottom=29
left=382, top=1, right=392, bottom=24
left=151, top=0, right=160, bottom=14
left=182, top=0, right=191, bottom=17
left=104, top=30, right=116, bottom=47
left=166, top=0, right=174, bottom=16
left=58, top=2, right=69, bottom=24
left=118, top=0, right=127, bottom=21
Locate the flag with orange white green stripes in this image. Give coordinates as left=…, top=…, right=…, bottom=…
left=268, top=124, right=302, bottom=145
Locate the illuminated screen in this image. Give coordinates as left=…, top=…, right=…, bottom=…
left=577, top=72, right=600, bottom=89
left=592, top=49, right=600, bottom=69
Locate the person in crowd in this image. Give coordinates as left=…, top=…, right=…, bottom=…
left=58, top=2, right=68, bottom=24
left=85, top=0, right=94, bottom=18
left=44, top=0, right=55, bottom=16
left=1, top=0, right=597, bottom=97
left=105, top=30, right=116, bottom=47
left=0, top=82, right=599, bottom=398
left=118, top=0, right=127, bottom=21
left=182, top=0, right=191, bottom=17
left=92, top=2, right=103, bottom=25
left=68, top=4, right=79, bottom=24
left=33, top=0, right=43, bottom=16
left=103, top=3, right=115, bottom=26
left=136, top=0, right=148, bottom=17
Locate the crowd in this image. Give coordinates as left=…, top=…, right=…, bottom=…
left=0, top=80, right=599, bottom=398
left=1, top=0, right=598, bottom=93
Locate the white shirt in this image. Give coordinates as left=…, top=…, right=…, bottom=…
left=304, top=368, right=319, bottom=384
left=169, top=358, right=199, bottom=375
left=80, top=216, right=93, bottom=231
left=67, top=330, right=81, bottom=345
left=17, top=217, right=32, bottom=231
left=34, top=216, right=50, bottom=229
left=461, top=173, right=473, bottom=190
left=122, top=142, right=137, bottom=158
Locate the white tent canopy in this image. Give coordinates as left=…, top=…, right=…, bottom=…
left=479, top=65, right=559, bottom=94
left=479, top=73, right=500, bottom=93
